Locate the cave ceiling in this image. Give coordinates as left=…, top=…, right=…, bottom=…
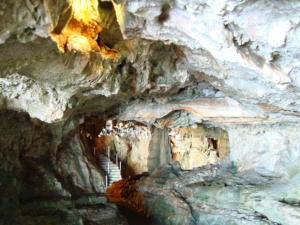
left=1, top=1, right=300, bottom=225
left=0, top=0, right=300, bottom=125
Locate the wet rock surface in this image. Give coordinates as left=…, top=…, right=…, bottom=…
left=0, top=111, right=127, bottom=225
left=109, top=160, right=300, bottom=225
left=1, top=0, right=300, bottom=225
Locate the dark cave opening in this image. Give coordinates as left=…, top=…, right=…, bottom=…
left=117, top=205, right=157, bottom=225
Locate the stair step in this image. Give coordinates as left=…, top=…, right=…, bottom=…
left=97, top=153, right=122, bottom=189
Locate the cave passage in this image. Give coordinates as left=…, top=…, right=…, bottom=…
left=80, top=116, right=229, bottom=188
left=78, top=116, right=230, bottom=224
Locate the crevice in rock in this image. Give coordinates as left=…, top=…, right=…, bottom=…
left=157, top=3, right=171, bottom=24
left=172, top=189, right=197, bottom=225
left=279, top=198, right=300, bottom=207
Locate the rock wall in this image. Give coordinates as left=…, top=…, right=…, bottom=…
left=107, top=123, right=300, bottom=225
left=148, top=127, right=172, bottom=172
left=0, top=111, right=127, bottom=225
left=1, top=0, right=300, bottom=224
left=106, top=122, right=152, bottom=175
left=169, top=126, right=229, bottom=170
left=91, top=120, right=152, bottom=175
left=91, top=120, right=229, bottom=174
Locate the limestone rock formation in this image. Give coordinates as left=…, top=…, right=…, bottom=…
left=108, top=123, right=300, bottom=225
left=168, top=126, right=229, bottom=170
left=97, top=121, right=152, bottom=175
left=1, top=0, right=300, bottom=224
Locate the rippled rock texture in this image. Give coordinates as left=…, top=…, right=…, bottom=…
left=1, top=0, right=300, bottom=225
left=1, top=0, right=300, bottom=124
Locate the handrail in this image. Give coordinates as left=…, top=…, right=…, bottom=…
left=98, top=146, right=122, bottom=189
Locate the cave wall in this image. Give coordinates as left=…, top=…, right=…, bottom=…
left=168, top=126, right=229, bottom=170
left=1, top=0, right=300, bottom=225
left=148, top=127, right=172, bottom=172
left=0, top=111, right=127, bottom=225
left=107, top=124, right=300, bottom=225
left=90, top=119, right=228, bottom=174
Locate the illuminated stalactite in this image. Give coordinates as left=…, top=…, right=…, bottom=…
left=72, top=0, right=99, bottom=23
left=50, top=0, right=118, bottom=59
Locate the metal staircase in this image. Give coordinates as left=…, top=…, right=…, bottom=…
left=97, top=151, right=122, bottom=188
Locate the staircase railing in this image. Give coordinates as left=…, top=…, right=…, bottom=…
left=97, top=146, right=122, bottom=189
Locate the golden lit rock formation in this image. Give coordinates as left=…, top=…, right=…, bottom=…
left=169, top=126, right=229, bottom=170
left=50, top=0, right=118, bottom=59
